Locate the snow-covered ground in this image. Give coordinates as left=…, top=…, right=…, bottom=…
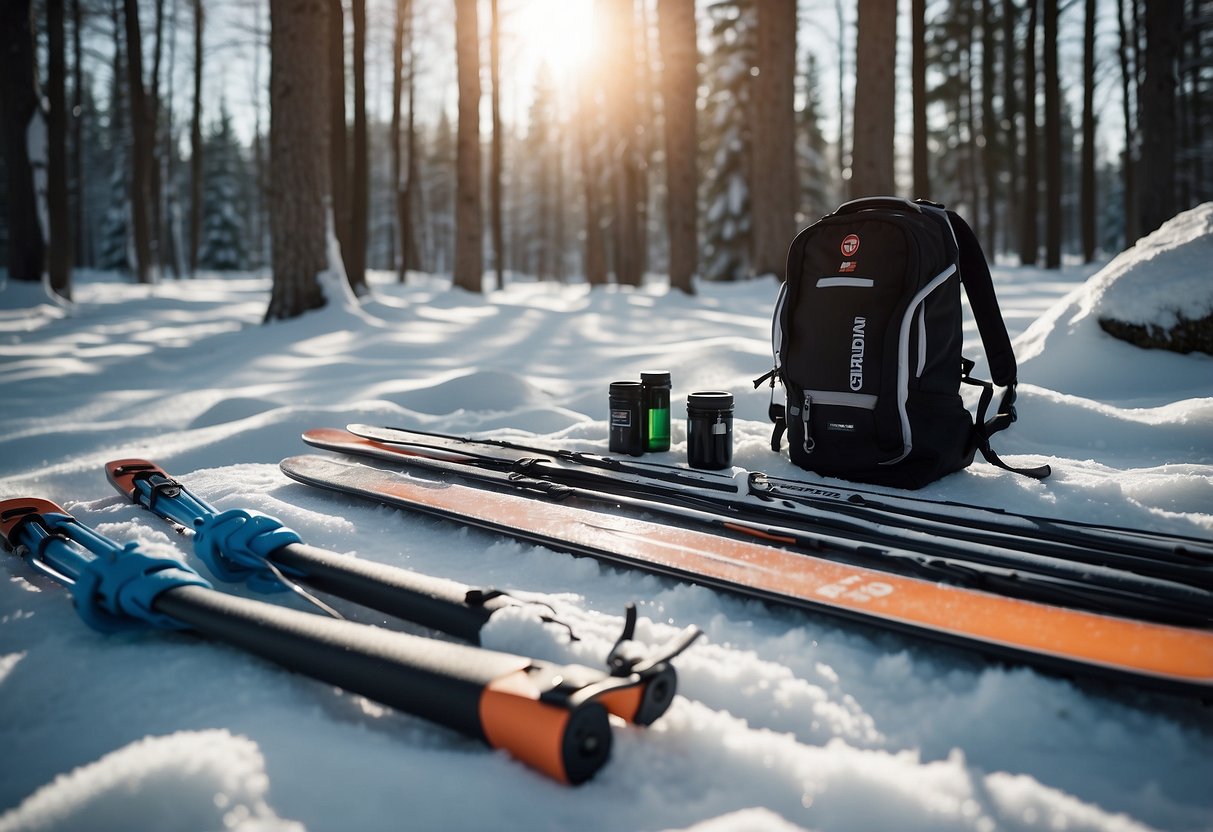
left=1, top=208, right=1211, bottom=831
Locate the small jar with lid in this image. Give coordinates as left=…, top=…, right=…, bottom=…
left=608, top=381, right=645, bottom=456
left=686, top=391, right=734, bottom=469
left=641, top=370, right=671, bottom=453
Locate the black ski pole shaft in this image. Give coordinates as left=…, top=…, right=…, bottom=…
left=0, top=497, right=612, bottom=784
left=106, top=459, right=512, bottom=641
left=152, top=584, right=611, bottom=785
left=104, top=459, right=698, bottom=726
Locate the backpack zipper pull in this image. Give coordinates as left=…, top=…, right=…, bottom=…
left=801, top=391, right=815, bottom=453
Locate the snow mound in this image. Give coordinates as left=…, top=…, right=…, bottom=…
left=0, top=731, right=302, bottom=832
left=1014, top=204, right=1213, bottom=402
left=1093, top=204, right=1213, bottom=329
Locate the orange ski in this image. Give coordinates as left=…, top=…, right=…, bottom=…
left=279, top=454, right=1213, bottom=696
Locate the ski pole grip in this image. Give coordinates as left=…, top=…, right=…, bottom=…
left=479, top=670, right=613, bottom=785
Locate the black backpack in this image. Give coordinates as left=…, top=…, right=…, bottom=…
left=755, top=197, right=1051, bottom=489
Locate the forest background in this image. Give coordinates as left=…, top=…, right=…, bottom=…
left=1, top=0, right=1210, bottom=318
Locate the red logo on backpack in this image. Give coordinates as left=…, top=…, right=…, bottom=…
left=840, top=234, right=860, bottom=257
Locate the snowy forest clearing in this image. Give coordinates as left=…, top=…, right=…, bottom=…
left=1, top=210, right=1212, bottom=831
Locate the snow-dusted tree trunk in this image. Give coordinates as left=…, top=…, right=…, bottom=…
left=452, top=0, right=483, bottom=292
left=266, top=0, right=329, bottom=321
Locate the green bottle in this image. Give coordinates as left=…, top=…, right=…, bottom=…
left=641, top=371, right=671, bottom=453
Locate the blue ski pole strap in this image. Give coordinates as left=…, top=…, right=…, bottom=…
left=1, top=498, right=210, bottom=633
left=191, top=508, right=303, bottom=593
left=72, top=541, right=211, bottom=633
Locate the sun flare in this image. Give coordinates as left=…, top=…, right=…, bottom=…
left=513, top=0, right=599, bottom=79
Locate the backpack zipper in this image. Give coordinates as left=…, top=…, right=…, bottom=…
left=884, top=263, right=958, bottom=465
left=799, top=390, right=878, bottom=455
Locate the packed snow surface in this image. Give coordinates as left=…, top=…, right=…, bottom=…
left=1, top=209, right=1211, bottom=831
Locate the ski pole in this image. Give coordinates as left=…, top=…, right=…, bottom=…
left=104, top=459, right=699, bottom=727
left=300, top=429, right=1213, bottom=626
left=0, top=497, right=618, bottom=784
left=344, top=423, right=1213, bottom=576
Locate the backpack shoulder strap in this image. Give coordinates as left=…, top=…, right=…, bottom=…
left=935, top=206, right=1051, bottom=481
left=944, top=210, right=1017, bottom=387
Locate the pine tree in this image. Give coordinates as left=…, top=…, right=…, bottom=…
left=700, top=0, right=755, bottom=281
left=796, top=53, right=833, bottom=224
left=97, top=168, right=131, bottom=271
left=99, top=1, right=130, bottom=274
left=197, top=104, right=246, bottom=270
left=425, top=111, right=456, bottom=275
left=525, top=64, right=559, bottom=280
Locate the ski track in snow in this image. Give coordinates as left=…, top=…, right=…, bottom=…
left=1, top=211, right=1212, bottom=832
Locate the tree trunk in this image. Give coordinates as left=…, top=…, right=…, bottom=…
left=1116, top=0, right=1139, bottom=245
left=0, top=0, right=45, bottom=283
left=1002, top=0, right=1020, bottom=255
left=961, top=7, right=980, bottom=238
left=750, top=0, right=796, bottom=279
left=850, top=0, right=897, bottom=197
left=605, top=0, right=642, bottom=286
left=161, top=0, right=181, bottom=277
left=48, top=0, right=73, bottom=299
left=189, top=0, right=203, bottom=275
left=390, top=0, right=403, bottom=278
left=452, top=0, right=482, bottom=292
left=401, top=0, right=420, bottom=275
left=489, top=0, right=504, bottom=290
left=346, top=0, right=367, bottom=294
left=149, top=0, right=165, bottom=275
left=657, top=0, right=697, bottom=294
left=328, top=0, right=349, bottom=276
left=1042, top=0, right=1061, bottom=268
left=1020, top=0, right=1040, bottom=266
left=1081, top=0, right=1097, bottom=261
left=1139, top=0, right=1181, bottom=234
left=72, top=0, right=88, bottom=267
left=835, top=0, right=850, bottom=183
left=912, top=0, right=930, bottom=198
left=123, top=0, right=154, bottom=283
left=266, top=0, right=329, bottom=321
left=577, top=80, right=607, bottom=286
left=981, top=0, right=998, bottom=253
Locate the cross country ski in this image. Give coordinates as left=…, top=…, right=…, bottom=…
left=278, top=452, right=1213, bottom=697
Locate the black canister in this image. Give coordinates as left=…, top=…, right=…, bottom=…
left=687, top=391, right=734, bottom=470
left=608, top=381, right=645, bottom=456
left=641, top=371, right=672, bottom=453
